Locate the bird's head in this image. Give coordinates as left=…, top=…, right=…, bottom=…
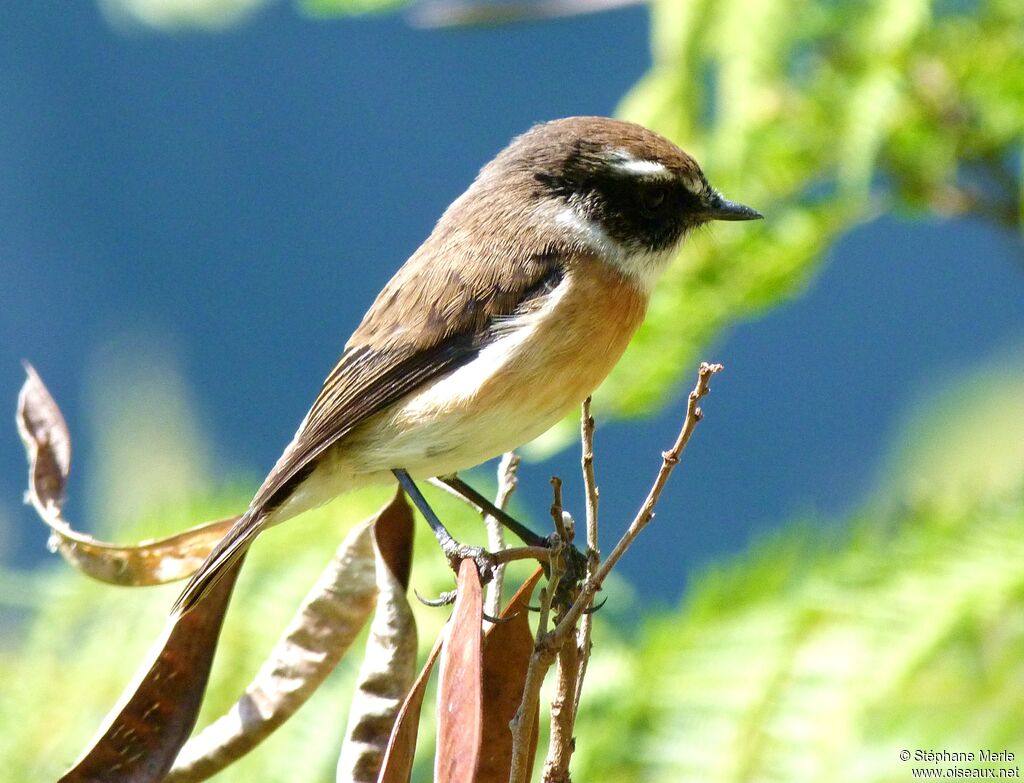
left=470, top=116, right=762, bottom=288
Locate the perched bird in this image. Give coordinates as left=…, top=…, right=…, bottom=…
left=172, top=116, right=761, bottom=615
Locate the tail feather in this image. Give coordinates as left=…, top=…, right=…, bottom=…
left=171, top=511, right=264, bottom=615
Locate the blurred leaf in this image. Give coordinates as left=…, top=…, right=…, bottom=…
left=166, top=505, right=384, bottom=782
left=99, top=0, right=273, bottom=30
left=337, top=491, right=417, bottom=783
left=408, top=0, right=644, bottom=28
left=874, top=358, right=1024, bottom=514
left=299, top=0, right=408, bottom=18
left=84, top=336, right=215, bottom=533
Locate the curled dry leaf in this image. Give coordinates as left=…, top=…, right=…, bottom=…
left=436, top=559, right=485, bottom=783
left=377, top=632, right=445, bottom=783
left=167, top=498, right=403, bottom=783
left=337, top=491, right=417, bottom=783
left=59, top=557, right=244, bottom=783
left=16, top=363, right=238, bottom=585
left=475, top=568, right=543, bottom=783
left=17, top=361, right=70, bottom=512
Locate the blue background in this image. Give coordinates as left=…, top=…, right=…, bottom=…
left=2, top=2, right=1022, bottom=599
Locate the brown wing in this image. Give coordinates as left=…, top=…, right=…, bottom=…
left=252, top=247, right=566, bottom=513
left=171, top=248, right=564, bottom=614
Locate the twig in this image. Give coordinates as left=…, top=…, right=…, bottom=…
left=541, top=640, right=580, bottom=783
left=510, top=362, right=723, bottom=783
left=554, top=362, right=723, bottom=641
left=549, top=477, right=565, bottom=539
left=508, top=481, right=569, bottom=783
left=493, top=546, right=552, bottom=565
left=580, top=397, right=600, bottom=552
left=507, top=577, right=554, bottom=783
left=539, top=474, right=582, bottom=781
left=486, top=452, right=520, bottom=618
left=572, top=397, right=600, bottom=721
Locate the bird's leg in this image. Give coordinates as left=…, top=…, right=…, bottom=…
left=438, top=474, right=588, bottom=591
left=392, top=468, right=496, bottom=584
left=436, top=475, right=548, bottom=548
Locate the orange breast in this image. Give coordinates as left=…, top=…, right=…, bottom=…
left=338, top=255, right=649, bottom=478
left=473, top=254, right=648, bottom=421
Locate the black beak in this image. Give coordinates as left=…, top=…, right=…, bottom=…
left=702, top=192, right=763, bottom=222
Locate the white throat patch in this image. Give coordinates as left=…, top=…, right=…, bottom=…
left=548, top=203, right=672, bottom=292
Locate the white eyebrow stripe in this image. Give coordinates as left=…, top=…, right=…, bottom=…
left=611, top=158, right=672, bottom=178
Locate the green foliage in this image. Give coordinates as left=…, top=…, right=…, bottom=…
left=4, top=353, right=1021, bottom=783
left=8, top=3, right=1023, bottom=781
left=567, top=365, right=1024, bottom=782
left=298, top=0, right=407, bottom=18
left=594, top=0, right=1024, bottom=423
left=0, top=479, right=515, bottom=781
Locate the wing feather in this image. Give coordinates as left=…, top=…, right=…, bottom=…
left=171, top=250, right=565, bottom=614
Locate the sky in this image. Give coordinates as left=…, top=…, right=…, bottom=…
left=1, top=1, right=1022, bottom=600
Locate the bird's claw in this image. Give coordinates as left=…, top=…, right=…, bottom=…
left=443, top=543, right=497, bottom=586
left=413, top=587, right=515, bottom=624
left=414, top=587, right=458, bottom=607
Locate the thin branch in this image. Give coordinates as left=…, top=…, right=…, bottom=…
left=554, top=362, right=723, bottom=642
left=572, top=397, right=600, bottom=721
left=580, top=397, right=600, bottom=555
left=486, top=453, right=521, bottom=618
left=538, top=473, right=581, bottom=782
left=487, top=452, right=520, bottom=618
left=508, top=479, right=569, bottom=783
left=541, top=640, right=580, bottom=783
left=549, top=476, right=566, bottom=540
left=507, top=580, right=554, bottom=783
left=510, top=363, right=722, bottom=782
left=493, top=546, right=553, bottom=566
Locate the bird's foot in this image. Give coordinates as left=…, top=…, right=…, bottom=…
left=441, top=541, right=498, bottom=586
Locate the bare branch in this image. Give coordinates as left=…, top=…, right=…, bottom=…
left=493, top=546, right=553, bottom=566
left=536, top=363, right=721, bottom=781
left=580, top=397, right=599, bottom=556
left=508, top=480, right=570, bottom=783
left=554, top=362, right=723, bottom=642
left=541, top=640, right=580, bottom=783
left=572, top=397, right=600, bottom=724
left=486, top=452, right=521, bottom=619
left=507, top=603, right=556, bottom=783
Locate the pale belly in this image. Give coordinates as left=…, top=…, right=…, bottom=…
left=274, top=258, right=648, bottom=521
left=351, top=260, right=647, bottom=476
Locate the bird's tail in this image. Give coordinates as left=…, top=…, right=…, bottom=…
left=171, top=510, right=265, bottom=615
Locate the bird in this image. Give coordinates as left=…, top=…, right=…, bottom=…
left=171, top=116, right=761, bottom=615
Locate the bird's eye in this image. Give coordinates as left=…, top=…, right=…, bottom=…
left=641, top=187, right=667, bottom=213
